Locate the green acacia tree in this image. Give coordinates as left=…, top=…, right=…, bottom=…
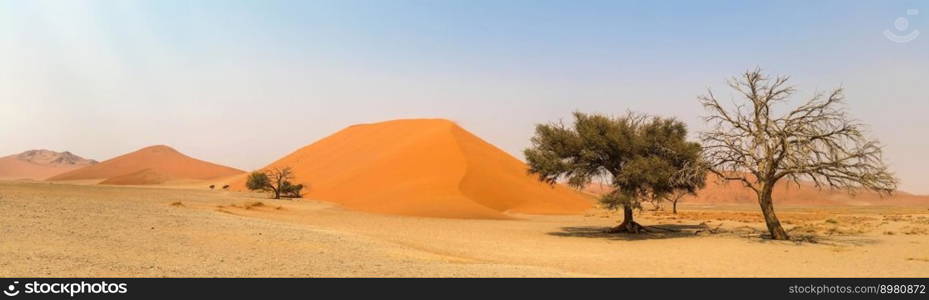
left=525, top=112, right=706, bottom=233
left=246, top=167, right=304, bottom=199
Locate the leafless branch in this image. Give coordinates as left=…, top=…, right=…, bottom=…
left=699, top=68, right=896, bottom=195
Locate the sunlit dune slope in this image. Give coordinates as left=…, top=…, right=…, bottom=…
left=48, top=145, right=244, bottom=185
left=232, top=119, right=592, bottom=218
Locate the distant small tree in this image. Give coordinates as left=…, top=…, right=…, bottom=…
left=209, top=184, right=215, bottom=190
left=525, top=112, right=705, bottom=233
left=246, top=167, right=303, bottom=199
left=700, top=68, right=897, bottom=240
left=665, top=160, right=709, bottom=214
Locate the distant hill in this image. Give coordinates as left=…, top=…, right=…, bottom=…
left=581, top=175, right=929, bottom=206
left=48, top=145, right=244, bottom=185
left=0, top=150, right=97, bottom=180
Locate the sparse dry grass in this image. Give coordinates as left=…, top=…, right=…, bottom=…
left=901, top=226, right=929, bottom=235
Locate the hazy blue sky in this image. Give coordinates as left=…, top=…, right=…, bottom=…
left=1, top=1, right=927, bottom=194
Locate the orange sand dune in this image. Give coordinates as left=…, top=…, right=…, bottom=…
left=49, top=145, right=244, bottom=185
left=0, top=150, right=97, bottom=180
left=232, top=119, right=592, bottom=219
left=686, top=175, right=929, bottom=206
left=98, top=169, right=174, bottom=185
left=583, top=175, right=929, bottom=206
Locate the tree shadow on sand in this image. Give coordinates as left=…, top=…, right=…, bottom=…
left=550, top=223, right=886, bottom=245
left=548, top=224, right=712, bottom=241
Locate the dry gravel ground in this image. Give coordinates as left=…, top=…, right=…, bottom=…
left=1, top=181, right=928, bottom=277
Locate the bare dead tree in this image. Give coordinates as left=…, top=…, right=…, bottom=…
left=699, top=68, right=897, bottom=240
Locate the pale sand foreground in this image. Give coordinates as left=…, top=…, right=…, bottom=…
left=1, top=181, right=928, bottom=277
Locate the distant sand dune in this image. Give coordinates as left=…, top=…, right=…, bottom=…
left=687, top=176, right=929, bottom=206
left=231, top=119, right=593, bottom=218
left=49, top=145, right=244, bottom=185
left=0, top=150, right=97, bottom=180
left=583, top=175, right=929, bottom=206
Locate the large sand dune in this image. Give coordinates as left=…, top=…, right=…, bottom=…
left=0, top=150, right=97, bottom=180
left=233, top=119, right=592, bottom=218
left=48, top=145, right=244, bottom=185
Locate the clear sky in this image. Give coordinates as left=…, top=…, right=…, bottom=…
left=1, top=1, right=927, bottom=194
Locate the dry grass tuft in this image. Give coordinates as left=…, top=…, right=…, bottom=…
left=901, top=226, right=929, bottom=235
left=244, top=201, right=264, bottom=210
left=789, top=220, right=871, bottom=236
left=912, top=216, right=929, bottom=225
left=882, top=215, right=910, bottom=222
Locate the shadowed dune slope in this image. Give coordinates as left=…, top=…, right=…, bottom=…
left=232, top=119, right=592, bottom=218
left=48, top=145, right=244, bottom=185
left=0, top=150, right=97, bottom=180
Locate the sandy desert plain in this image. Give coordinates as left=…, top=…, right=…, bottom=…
left=1, top=119, right=929, bottom=277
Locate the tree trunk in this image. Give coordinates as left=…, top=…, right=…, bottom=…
left=758, top=184, right=789, bottom=240
left=672, top=200, right=678, bottom=214
left=606, top=205, right=647, bottom=233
